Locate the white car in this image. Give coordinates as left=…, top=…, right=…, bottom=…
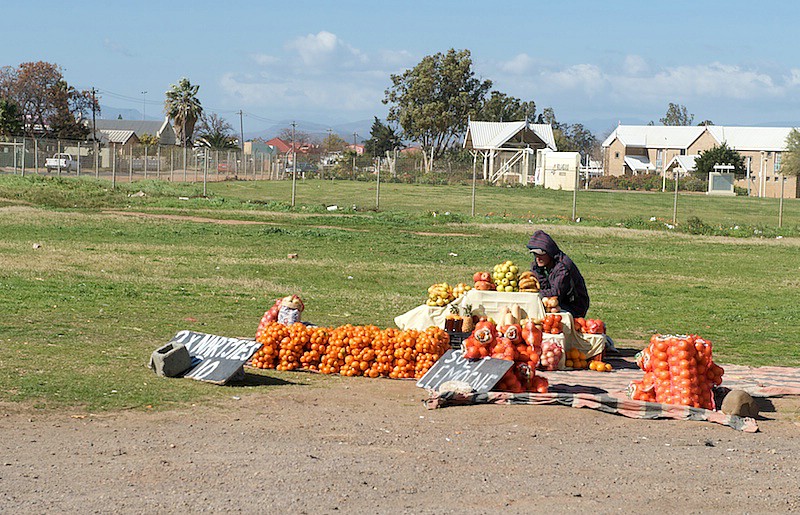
left=45, top=153, right=78, bottom=173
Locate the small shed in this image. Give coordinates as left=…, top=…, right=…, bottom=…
left=463, top=121, right=556, bottom=184
left=664, top=154, right=699, bottom=178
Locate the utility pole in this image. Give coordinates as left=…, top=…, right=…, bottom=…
left=291, top=121, right=297, bottom=206
left=352, top=132, right=358, bottom=179
left=238, top=110, right=245, bottom=176
left=92, top=87, right=98, bottom=177
left=141, top=91, right=147, bottom=120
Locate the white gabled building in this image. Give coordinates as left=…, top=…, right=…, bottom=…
left=602, top=125, right=799, bottom=198
left=463, top=121, right=556, bottom=184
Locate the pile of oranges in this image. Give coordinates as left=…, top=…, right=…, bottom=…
left=252, top=322, right=450, bottom=380
left=629, top=334, right=724, bottom=409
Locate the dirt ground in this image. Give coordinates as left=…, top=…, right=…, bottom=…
left=5, top=169, right=799, bottom=514
left=2, top=374, right=800, bottom=514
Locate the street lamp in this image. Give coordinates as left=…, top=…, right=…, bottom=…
left=141, top=91, right=147, bottom=120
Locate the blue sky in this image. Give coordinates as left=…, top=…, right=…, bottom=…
left=4, top=0, right=800, bottom=135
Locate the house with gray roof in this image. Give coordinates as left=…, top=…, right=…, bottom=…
left=94, top=118, right=177, bottom=146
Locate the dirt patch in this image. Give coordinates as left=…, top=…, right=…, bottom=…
left=101, top=210, right=369, bottom=232
left=2, top=376, right=799, bottom=512
left=407, top=231, right=478, bottom=237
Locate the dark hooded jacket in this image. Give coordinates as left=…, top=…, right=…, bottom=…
left=527, top=230, right=590, bottom=318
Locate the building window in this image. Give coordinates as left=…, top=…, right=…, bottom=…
left=774, top=152, right=781, bottom=172
left=679, top=149, right=686, bottom=156
left=614, top=152, right=620, bottom=159
left=656, top=149, right=663, bottom=169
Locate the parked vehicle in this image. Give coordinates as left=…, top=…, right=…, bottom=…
left=45, top=153, right=77, bottom=173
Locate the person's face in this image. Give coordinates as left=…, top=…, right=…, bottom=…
left=534, top=252, right=553, bottom=268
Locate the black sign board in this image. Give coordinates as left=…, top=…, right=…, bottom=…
left=416, top=349, right=513, bottom=393
left=169, top=330, right=261, bottom=385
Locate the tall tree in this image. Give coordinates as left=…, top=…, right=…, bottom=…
left=781, top=128, right=800, bottom=178
left=0, top=99, right=23, bottom=137
left=660, top=102, right=694, bottom=126
left=164, top=78, right=203, bottom=146
left=196, top=113, right=233, bottom=138
left=536, top=107, right=598, bottom=157
left=693, top=142, right=745, bottom=179
left=384, top=48, right=492, bottom=170
left=478, top=91, right=536, bottom=123
left=278, top=127, right=311, bottom=145
left=364, top=117, right=402, bottom=157
left=0, top=61, right=98, bottom=139
left=322, top=132, right=348, bottom=153
left=195, top=113, right=238, bottom=150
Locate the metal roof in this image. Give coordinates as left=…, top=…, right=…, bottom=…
left=665, top=154, right=700, bottom=172
left=706, top=126, right=795, bottom=152
left=604, top=125, right=799, bottom=152
left=602, top=125, right=705, bottom=149
left=99, top=129, right=137, bottom=144
left=464, top=121, right=557, bottom=151
left=94, top=118, right=177, bottom=145
left=623, top=155, right=656, bottom=172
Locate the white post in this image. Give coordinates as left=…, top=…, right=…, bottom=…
left=21, top=138, right=26, bottom=177
left=144, top=145, right=148, bottom=179
left=779, top=174, right=785, bottom=228
left=673, top=166, right=679, bottom=226
left=77, top=141, right=81, bottom=176
left=57, top=140, right=62, bottom=176
left=128, top=144, right=133, bottom=182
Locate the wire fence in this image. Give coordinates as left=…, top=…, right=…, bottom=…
left=0, top=136, right=480, bottom=186
left=0, top=136, right=281, bottom=184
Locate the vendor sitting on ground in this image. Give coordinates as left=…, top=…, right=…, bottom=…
left=527, top=230, right=590, bottom=318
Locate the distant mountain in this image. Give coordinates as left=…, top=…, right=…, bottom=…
left=98, top=105, right=163, bottom=122
left=244, top=119, right=374, bottom=142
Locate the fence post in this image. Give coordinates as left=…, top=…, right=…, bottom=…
left=77, top=141, right=81, bottom=176
left=144, top=145, right=148, bottom=179
left=21, top=137, right=26, bottom=177
left=129, top=144, right=133, bottom=182
left=157, top=145, right=161, bottom=180
left=183, top=145, right=187, bottom=182
left=203, top=150, right=208, bottom=196
left=112, top=143, right=117, bottom=189
left=94, top=140, right=99, bottom=178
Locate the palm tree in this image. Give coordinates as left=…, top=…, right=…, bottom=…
left=164, top=78, right=203, bottom=146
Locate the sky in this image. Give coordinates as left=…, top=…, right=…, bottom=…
left=3, top=0, right=800, bottom=136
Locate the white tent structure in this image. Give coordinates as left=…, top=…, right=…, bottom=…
left=463, top=121, right=557, bottom=184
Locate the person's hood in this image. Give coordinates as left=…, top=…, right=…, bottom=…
left=526, top=230, right=561, bottom=258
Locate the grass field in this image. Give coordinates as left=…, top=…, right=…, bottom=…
left=1, top=175, right=798, bottom=411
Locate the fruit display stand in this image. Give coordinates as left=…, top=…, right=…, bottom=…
left=394, top=290, right=545, bottom=332
left=556, top=311, right=606, bottom=361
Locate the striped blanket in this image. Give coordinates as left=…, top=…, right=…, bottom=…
left=424, top=360, right=800, bottom=433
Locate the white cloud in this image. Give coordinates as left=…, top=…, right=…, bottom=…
left=623, top=55, right=648, bottom=76
left=284, top=30, right=367, bottom=68
left=613, top=62, right=780, bottom=100
left=251, top=54, right=279, bottom=66
left=787, top=68, right=800, bottom=86
left=545, top=64, right=606, bottom=96
left=498, top=54, right=536, bottom=75
left=220, top=72, right=382, bottom=113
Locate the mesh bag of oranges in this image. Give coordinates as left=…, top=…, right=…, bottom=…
left=252, top=321, right=450, bottom=380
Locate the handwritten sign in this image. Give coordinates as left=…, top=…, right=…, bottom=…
left=416, top=349, right=513, bottom=393
left=169, top=330, right=261, bottom=385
